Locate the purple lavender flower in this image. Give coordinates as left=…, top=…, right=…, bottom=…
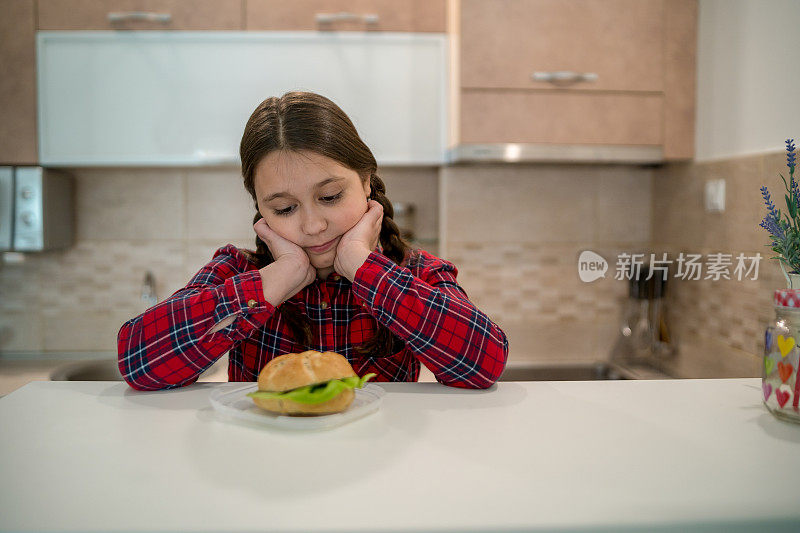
left=760, top=214, right=785, bottom=240
left=787, top=138, right=796, bottom=170
left=792, top=175, right=800, bottom=211
left=762, top=185, right=780, bottom=220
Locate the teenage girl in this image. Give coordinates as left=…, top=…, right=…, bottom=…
left=118, top=92, right=508, bottom=390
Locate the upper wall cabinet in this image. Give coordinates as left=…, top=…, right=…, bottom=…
left=37, top=32, right=447, bottom=166
left=36, top=0, right=244, bottom=30
left=246, top=0, right=446, bottom=32
left=0, top=0, right=37, bottom=165
left=461, top=0, right=663, bottom=92
left=450, top=0, right=697, bottom=163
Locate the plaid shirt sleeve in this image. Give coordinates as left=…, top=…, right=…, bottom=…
left=351, top=250, right=509, bottom=389
left=117, top=245, right=275, bottom=391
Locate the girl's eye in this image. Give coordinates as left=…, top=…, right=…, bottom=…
left=321, top=192, right=343, bottom=203
left=272, top=192, right=342, bottom=216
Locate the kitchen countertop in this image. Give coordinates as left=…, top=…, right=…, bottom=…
left=1, top=379, right=798, bottom=532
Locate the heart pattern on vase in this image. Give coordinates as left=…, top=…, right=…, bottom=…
left=777, top=335, right=795, bottom=357
left=778, top=361, right=795, bottom=383
left=765, top=357, right=776, bottom=375
left=776, top=387, right=792, bottom=408
left=763, top=382, right=773, bottom=401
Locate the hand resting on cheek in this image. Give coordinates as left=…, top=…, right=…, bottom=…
left=253, top=218, right=317, bottom=303
left=334, top=199, right=384, bottom=282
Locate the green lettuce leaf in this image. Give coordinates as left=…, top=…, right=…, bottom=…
left=246, top=373, right=376, bottom=405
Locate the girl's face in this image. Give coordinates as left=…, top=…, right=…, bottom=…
left=253, top=150, right=371, bottom=272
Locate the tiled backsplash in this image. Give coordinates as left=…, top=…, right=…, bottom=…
left=440, top=163, right=654, bottom=362
left=663, top=257, right=780, bottom=355
left=652, top=150, right=789, bottom=359
left=447, top=242, right=629, bottom=324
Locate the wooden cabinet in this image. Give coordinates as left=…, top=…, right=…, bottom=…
left=452, top=0, right=697, bottom=160
left=37, top=0, right=243, bottom=30
left=246, top=0, right=446, bottom=32
left=0, top=0, right=37, bottom=165
left=460, top=92, right=663, bottom=146
left=461, top=0, right=663, bottom=92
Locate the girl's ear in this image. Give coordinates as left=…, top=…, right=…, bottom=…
left=362, top=177, right=371, bottom=199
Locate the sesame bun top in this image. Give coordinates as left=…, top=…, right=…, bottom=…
left=257, top=350, right=357, bottom=392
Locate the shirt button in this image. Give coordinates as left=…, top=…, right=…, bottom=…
left=332, top=274, right=340, bottom=281
left=321, top=301, right=329, bottom=309
left=247, top=299, right=258, bottom=308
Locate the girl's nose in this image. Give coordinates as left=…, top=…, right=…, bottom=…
left=301, top=208, right=327, bottom=236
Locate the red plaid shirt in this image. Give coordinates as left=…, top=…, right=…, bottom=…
left=118, top=244, right=508, bottom=391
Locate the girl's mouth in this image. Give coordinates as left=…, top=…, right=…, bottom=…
left=306, top=237, right=337, bottom=254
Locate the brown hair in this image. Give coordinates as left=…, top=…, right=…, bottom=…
left=239, top=91, right=412, bottom=358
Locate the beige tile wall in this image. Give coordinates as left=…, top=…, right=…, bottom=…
left=652, top=150, right=791, bottom=358
left=0, top=165, right=439, bottom=353
left=441, top=163, right=654, bottom=362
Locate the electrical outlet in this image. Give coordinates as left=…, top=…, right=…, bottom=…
left=705, top=178, right=726, bottom=213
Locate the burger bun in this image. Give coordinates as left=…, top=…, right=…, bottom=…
left=253, top=350, right=358, bottom=416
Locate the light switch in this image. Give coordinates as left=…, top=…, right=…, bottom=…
left=705, top=178, right=726, bottom=213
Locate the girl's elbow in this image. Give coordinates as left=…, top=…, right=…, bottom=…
left=118, top=363, right=193, bottom=391
left=439, top=335, right=508, bottom=389
left=121, top=375, right=157, bottom=391
left=442, top=356, right=507, bottom=389
left=117, top=321, right=171, bottom=391
left=117, top=354, right=158, bottom=391
left=439, top=374, right=497, bottom=390
left=479, top=334, right=509, bottom=387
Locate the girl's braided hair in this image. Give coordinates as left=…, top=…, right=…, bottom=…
left=238, top=91, right=412, bottom=357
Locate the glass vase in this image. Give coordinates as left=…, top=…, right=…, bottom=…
left=764, top=290, right=800, bottom=424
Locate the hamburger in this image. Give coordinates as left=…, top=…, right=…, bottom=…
left=246, top=350, right=376, bottom=416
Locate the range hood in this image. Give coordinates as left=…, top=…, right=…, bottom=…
left=447, top=144, right=664, bottom=165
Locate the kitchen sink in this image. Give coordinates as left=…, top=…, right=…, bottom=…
left=49, top=357, right=227, bottom=382
left=497, top=362, right=626, bottom=381
left=50, top=359, right=123, bottom=381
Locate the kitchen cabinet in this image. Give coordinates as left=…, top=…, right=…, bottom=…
left=450, top=0, right=697, bottom=162
left=1, top=0, right=244, bottom=165
left=35, top=0, right=446, bottom=32
left=36, top=0, right=243, bottom=30
left=246, top=0, right=446, bottom=32
left=0, top=0, right=37, bottom=165
left=37, top=32, right=447, bottom=166
left=461, top=0, right=663, bottom=92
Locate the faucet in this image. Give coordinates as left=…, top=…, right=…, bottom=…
left=141, top=270, right=158, bottom=307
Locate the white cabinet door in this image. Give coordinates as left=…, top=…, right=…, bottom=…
left=37, top=32, right=447, bottom=166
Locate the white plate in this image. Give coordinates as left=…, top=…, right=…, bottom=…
left=209, top=383, right=385, bottom=431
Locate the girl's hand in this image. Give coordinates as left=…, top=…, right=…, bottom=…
left=254, top=218, right=316, bottom=299
left=334, top=200, right=383, bottom=281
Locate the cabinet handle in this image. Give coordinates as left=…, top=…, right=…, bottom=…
left=531, top=71, right=598, bottom=85
left=315, top=12, right=380, bottom=26
left=107, top=12, right=172, bottom=24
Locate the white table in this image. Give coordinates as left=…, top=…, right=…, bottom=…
left=1, top=379, right=799, bottom=532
